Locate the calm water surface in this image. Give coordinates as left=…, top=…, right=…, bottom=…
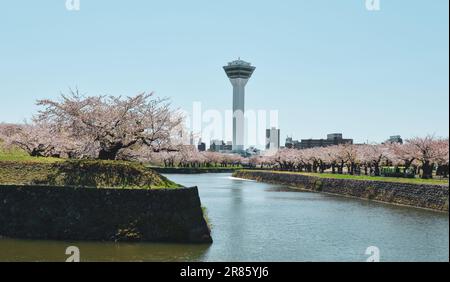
left=0, top=173, right=448, bottom=261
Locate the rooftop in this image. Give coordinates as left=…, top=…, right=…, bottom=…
left=223, top=58, right=256, bottom=79
left=227, top=58, right=252, bottom=66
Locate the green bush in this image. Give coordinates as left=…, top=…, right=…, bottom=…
left=381, top=167, right=415, bottom=178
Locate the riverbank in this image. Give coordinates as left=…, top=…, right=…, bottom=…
left=150, top=166, right=240, bottom=174
left=233, top=170, right=449, bottom=212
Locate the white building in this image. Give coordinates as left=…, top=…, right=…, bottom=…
left=266, top=127, right=280, bottom=150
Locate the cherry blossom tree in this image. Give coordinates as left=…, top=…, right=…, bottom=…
left=0, top=123, right=21, bottom=140
left=322, top=146, right=339, bottom=174
left=387, top=142, right=416, bottom=170
left=359, top=144, right=389, bottom=176
left=1, top=122, right=57, bottom=157
left=432, top=138, right=449, bottom=178
left=406, top=136, right=448, bottom=179
left=35, top=90, right=183, bottom=160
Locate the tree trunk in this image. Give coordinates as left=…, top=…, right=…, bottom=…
left=30, top=149, right=45, bottom=157
left=98, top=141, right=128, bottom=160
left=374, top=163, right=380, bottom=176
left=313, top=163, right=318, bottom=173
left=421, top=161, right=433, bottom=179
left=338, top=162, right=344, bottom=174
left=98, top=148, right=120, bottom=160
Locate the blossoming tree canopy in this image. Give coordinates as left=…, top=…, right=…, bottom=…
left=2, top=90, right=184, bottom=160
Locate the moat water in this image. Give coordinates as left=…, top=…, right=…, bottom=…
left=0, top=173, right=448, bottom=262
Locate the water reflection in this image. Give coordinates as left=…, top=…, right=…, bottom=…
left=0, top=238, right=210, bottom=262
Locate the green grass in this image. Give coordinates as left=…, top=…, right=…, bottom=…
left=243, top=170, right=449, bottom=186
left=0, top=144, right=61, bottom=163
left=0, top=144, right=180, bottom=189
left=0, top=160, right=181, bottom=189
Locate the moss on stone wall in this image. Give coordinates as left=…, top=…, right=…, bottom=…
left=0, top=185, right=212, bottom=243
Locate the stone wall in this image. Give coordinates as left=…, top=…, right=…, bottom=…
left=0, top=185, right=212, bottom=243
left=233, top=170, right=449, bottom=212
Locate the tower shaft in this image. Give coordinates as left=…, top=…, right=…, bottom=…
left=231, top=78, right=248, bottom=151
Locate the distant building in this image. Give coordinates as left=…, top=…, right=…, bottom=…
left=209, top=140, right=233, bottom=152
left=285, top=136, right=301, bottom=149
left=386, top=135, right=403, bottom=144
left=197, top=138, right=206, bottom=151
left=246, top=146, right=261, bottom=156
left=224, top=141, right=233, bottom=151
left=299, top=133, right=353, bottom=149
left=210, top=139, right=224, bottom=152
left=327, top=133, right=343, bottom=140
left=266, top=127, right=280, bottom=150
left=286, top=133, right=353, bottom=149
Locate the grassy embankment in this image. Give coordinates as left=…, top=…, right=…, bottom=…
left=240, top=170, right=449, bottom=186
left=149, top=165, right=242, bottom=174
left=0, top=145, right=180, bottom=189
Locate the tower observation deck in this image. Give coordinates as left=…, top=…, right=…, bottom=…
left=223, top=59, right=256, bottom=152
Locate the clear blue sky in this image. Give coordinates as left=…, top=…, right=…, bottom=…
left=0, top=0, right=448, bottom=144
